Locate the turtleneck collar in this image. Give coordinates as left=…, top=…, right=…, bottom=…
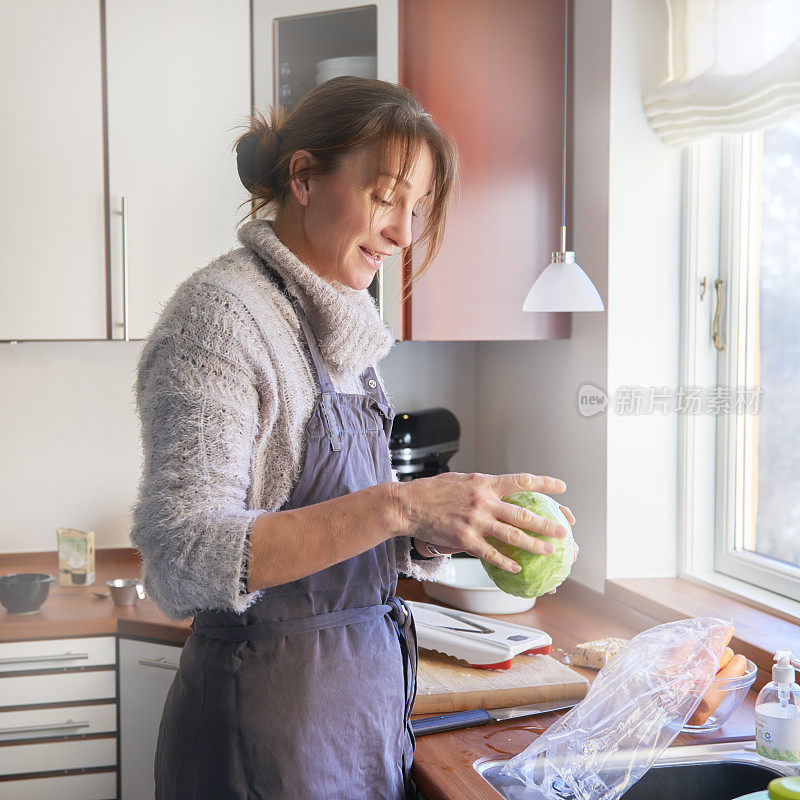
left=237, top=219, right=394, bottom=376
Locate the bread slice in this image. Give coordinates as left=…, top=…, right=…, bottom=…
left=572, top=637, right=628, bottom=669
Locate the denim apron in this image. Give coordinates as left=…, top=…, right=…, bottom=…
left=153, top=273, right=418, bottom=800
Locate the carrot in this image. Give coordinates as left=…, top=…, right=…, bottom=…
left=723, top=626, right=735, bottom=649
left=689, top=653, right=747, bottom=726
left=718, top=646, right=735, bottom=673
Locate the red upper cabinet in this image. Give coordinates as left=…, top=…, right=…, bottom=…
left=400, top=0, right=571, bottom=341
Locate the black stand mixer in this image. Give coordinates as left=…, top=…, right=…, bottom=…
left=389, top=407, right=460, bottom=481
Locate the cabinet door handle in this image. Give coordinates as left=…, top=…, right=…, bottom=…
left=0, top=651, right=90, bottom=666
left=121, top=195, right=130, bottom=342
left=138, top=657, right=179, bottom=672
left=0, top=719, right=91, bottom=736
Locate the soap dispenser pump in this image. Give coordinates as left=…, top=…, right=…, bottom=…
left=755, top=649, right=800, bottom=763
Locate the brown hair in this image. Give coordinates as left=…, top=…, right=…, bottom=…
left=234, top=76, right=458, bottom=292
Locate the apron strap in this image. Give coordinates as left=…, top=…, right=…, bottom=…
left=263, top=266, right=337, bottom=396
left=386, top=596, right=418, bottom=759
left=193, top=596, right=418, bottom=751
left=263, top=266, right=343, bottom=449
left=362, top=364, right=391, bottom=409
left=192, top=603, right=386, bottom=640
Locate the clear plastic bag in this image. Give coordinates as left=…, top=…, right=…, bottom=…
left=499, top=617, right=732, bottom=799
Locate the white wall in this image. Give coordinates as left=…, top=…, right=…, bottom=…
left=474, top=0, right=683, bottom=591
left=0, top=340, right=476, bottom=553
left=0, top=342, right=143, bottom=553
left=380, top=341, right=478, bottom=474
left=474, top=0, right=612, bottom=593
left=605, top=0, right=682, bottom=579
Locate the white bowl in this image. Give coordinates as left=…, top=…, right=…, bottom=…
left=422, top=557, right=535, bottom=614
left=315, top=56, right=377, bottom=84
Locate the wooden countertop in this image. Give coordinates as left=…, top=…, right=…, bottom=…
left=402, top=578, right=758, bottom=800
left=0, top=550, right=758, bottom=800
left=0, top=548, right=192, bottom=644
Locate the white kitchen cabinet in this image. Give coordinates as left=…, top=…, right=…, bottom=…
left=0, top=702, right=117, bottom=742
left=0, top=635, right=116, bottom=673
left=0, top=634, right=118, bottom=793
left=0, top=670, right=116, bottom=708
left=0, top=770, right=117, bottom=800
left=0, top=0, right=107, bottom=340
left=119, top=637, right=182, bottom=800
left=1, top=0, right=250, bottom=342
left=0, top=737, right=117, bottom=777
left=105, top=0, right=251, bottom=341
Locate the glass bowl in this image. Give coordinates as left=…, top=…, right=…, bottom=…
left=682, top=658, right=758, bottom=732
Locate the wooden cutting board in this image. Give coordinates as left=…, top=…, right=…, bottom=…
left=413, top=650, right=589, bottom=714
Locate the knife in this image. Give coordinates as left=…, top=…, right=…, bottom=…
left=411, top=698, right=577, bottom=737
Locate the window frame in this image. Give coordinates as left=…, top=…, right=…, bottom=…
left=680, top=129, right=800, bottom=603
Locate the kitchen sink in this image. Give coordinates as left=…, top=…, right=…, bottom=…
left=474, top=742, right=797, bottom=800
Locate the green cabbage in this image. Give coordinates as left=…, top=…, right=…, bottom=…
left=481, top=491, right=574, bottom=598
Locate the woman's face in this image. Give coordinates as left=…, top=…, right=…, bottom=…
left=292, top=143, right=434, bottom=291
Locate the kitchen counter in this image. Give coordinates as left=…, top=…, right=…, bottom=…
left=0, top=549, right=758, bottom=800
left=401, top=578, right=758, bottom=800
left=0, top=548, right=192, bottom=644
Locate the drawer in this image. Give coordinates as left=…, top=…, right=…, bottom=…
left=0, top=637, right=116, bottom=674
left=0, top=670, right=116, bottom=708
left=0, top=736, right=117, bottom=776
left=0, top=770, right=116, bottom=800
left=0, top=703, right=117, bottom=742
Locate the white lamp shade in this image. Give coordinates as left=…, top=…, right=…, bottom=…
left=522, top=258, right=604, bottom=312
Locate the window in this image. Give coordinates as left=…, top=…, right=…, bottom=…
left=683, top=117, right=800, bottom=602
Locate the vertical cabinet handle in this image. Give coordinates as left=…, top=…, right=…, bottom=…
left=712, top=278, right=726, bottom=351
left=120, top=195, right=130, bottom=342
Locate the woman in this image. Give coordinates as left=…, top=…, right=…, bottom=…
left=131, top=76, right=573, bottom=800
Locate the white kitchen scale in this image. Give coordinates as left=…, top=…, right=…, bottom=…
left=407, top=600, right=552, bottom=670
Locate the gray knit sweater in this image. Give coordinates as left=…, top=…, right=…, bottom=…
left=130, top=219, right=448, bottom=621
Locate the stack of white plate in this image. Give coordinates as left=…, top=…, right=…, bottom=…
left=422, top=557, right=536, bottom=614
left=315, top=56, right=377, bottom=85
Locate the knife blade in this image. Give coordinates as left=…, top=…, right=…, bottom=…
left=411, top=698, right=577, bottom=737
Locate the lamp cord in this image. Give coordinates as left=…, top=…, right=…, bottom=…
left=560, top=0, right=569, bottom=253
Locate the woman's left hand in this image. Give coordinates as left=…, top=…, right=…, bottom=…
left=547, top=505, right=578, bottom=594
left=414, top=504, right=579, bottom=575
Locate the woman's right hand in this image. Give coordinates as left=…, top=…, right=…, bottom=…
left=392, top=472, right=570, bottom=574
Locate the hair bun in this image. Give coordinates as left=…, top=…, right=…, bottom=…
left=236, top=129, right=280, bottom=194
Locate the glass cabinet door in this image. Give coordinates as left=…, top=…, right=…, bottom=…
left=251, top=0, right=401, bottom=338
left=276, top=7, right=377, bottom=114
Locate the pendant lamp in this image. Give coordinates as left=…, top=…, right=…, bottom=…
left=522, top=0, right=604, bottom=313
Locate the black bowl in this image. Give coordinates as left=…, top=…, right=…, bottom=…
left=0, top=573, right=55, bottom=614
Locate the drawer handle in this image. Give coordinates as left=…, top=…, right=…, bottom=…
left=139, top=657, right=179, bottom=672
left=0, top=651, right=90, bottom=666
left=0, top=719, right=91, bottom=735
